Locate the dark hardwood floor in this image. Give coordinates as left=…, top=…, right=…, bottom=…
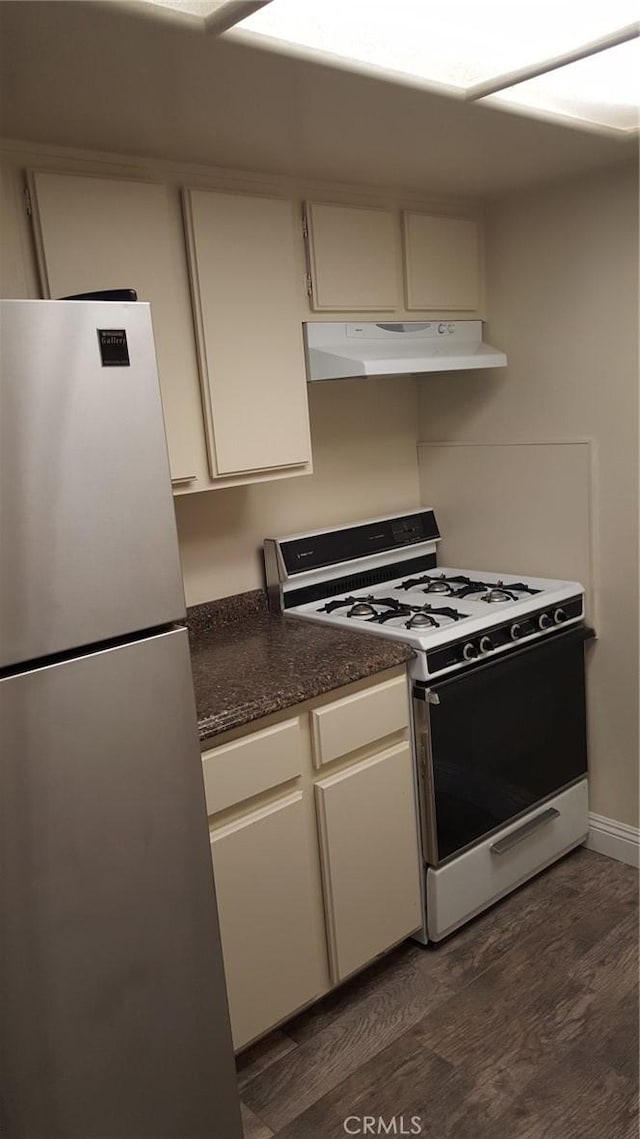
left=236, top=848, right=639, bottom=1139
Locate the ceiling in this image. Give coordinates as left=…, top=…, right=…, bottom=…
left=0, top=0, right=635, bottom=199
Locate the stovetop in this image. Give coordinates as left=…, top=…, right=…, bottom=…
left=288, top=567, right=582, bottom=650
left=264, top=510, right=586, bottom=682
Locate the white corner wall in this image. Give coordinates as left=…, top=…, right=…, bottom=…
left=417, top=162, right=639, bottom=829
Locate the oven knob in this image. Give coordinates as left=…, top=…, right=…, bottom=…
left=538, top=613, right=552, bottom=630
left=553, top=607, right=567, bottom=625
left=510, top=623, right=522, bottom=640
left=437, top=322, right=447, bottom=334
left=479, top=635, right=493, bottom=654
left=462, top=642, right=478, bottom=661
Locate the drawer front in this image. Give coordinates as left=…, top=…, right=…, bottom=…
left=426, top=780, right=589, bottom=941
left=311, top=674, right=408, bottom=768
left=202, top=717, right=302, bottom=815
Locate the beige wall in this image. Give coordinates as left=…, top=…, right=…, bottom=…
left=175, top=374, right=420, bottom=602
left=417, top=163, right=639, bottom=828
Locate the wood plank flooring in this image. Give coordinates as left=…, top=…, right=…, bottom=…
left=236, top=848, right=639, bottom=1139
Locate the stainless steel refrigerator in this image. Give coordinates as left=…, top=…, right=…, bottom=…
left=0, top=300, right=243, bottom=1139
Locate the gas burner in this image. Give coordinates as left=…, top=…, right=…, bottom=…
left=421, top=575, right=455, bottom=595
left=370, top=603, right=468, bottom=628
left=320, top=594, right=376, bottom=614
left=406, top=611, right=438, bottom=628
left=482, top=588, right=515, bottom=604
left=456, top=577, right=541, bottom=600
left=319, top=595, right=404, bottom=617
left=348, top=602, right=377, bottom=619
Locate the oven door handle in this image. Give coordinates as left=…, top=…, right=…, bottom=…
left=490, top=806, right=560, bottom=855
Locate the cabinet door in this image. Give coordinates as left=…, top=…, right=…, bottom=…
left=402, top=211, right=480, bottom=311
left=183, top=189, right=311, bottom=478
left=315, top=742, right=422, bottom=983
left=210, top=791, right=325, bottom=1050
left=28, top=171, right=207, bottom=487
left=304, top=201, right=400, bottom=311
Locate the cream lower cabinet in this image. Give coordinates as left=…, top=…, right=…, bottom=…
left=210, top=790, right=325, bottom=1051
left=204, top=667, right=421, bottom=1050
left=204, top=715, right=326, bottom=1051
left=315, top=741, right=422, bottom=983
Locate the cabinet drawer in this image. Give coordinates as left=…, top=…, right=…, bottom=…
left=311, top=674, right=408, bottom=768
left=426, top=780, right=589, bottom=941
left=202, top=717, right=302, bottom=815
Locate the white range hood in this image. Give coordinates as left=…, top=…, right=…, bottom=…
left=304, top=321, right=507, bottom=381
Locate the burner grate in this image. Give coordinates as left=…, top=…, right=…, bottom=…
left=397, top=572, right=541, bottom=600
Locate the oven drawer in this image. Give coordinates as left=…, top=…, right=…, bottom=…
left=310, top=672, right=408, bottom=768
left=426, top=779, right=588, bottom=941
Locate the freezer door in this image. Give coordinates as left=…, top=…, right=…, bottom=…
left=0, top=300, right=185, bottom=668
left=0, top=627, right=242, bottom=1139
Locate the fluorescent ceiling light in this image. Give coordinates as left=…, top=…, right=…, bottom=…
left=233, top=0, right=639, bottom=133
left=133, top=0, right=271, bottom=32
left=135, top=0, right=226, bottom=16
left=483, top=37, right=639, bottom=132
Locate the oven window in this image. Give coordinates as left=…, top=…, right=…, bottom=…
left=427, top=628, right=590, bottom=863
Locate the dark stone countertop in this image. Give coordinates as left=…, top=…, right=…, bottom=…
left=187, top=590, right=414, bottom=744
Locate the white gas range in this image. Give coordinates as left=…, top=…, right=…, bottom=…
left=265, top=510, right=593, bottom=943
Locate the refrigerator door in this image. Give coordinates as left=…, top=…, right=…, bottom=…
left=0, top=627, right=242, bottom=1139
left=0, top=300, right=185, bottom=669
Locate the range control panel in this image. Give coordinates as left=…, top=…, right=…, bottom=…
left=425, top=596, right=584, bottom=676
left=278, top=510, right=440, bottom=575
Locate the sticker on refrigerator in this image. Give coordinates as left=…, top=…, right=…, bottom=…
left=98, top=329, right=130, bottom=367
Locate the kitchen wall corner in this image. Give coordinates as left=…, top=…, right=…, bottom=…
left=415, top=161, right=639, bottom=830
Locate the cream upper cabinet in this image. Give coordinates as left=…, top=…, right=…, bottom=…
left=315, top=740, right=422, bottom=984
left=210, top=791, right=325, bottom=1051
left=402, top=211, right=481, bottom=311
left=27, top=171, right=208, bottom=488
left=183, top=188, right=312, bottom=479
left=304, top=201, right=400, bottom=311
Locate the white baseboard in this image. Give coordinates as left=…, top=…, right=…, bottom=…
left=586, top=812, right=640, bottom=868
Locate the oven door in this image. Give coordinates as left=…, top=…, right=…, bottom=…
left=414, top=625, right=593, bottom=866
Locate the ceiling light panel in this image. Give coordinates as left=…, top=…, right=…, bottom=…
left=483, top=37, right=639, bottom=131
left=235, top=0, right=639, bottom=90
left=136, top=0, right=229, bottom=17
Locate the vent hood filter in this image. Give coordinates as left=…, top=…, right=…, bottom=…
left=304, top=321, right=507, bottom=381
